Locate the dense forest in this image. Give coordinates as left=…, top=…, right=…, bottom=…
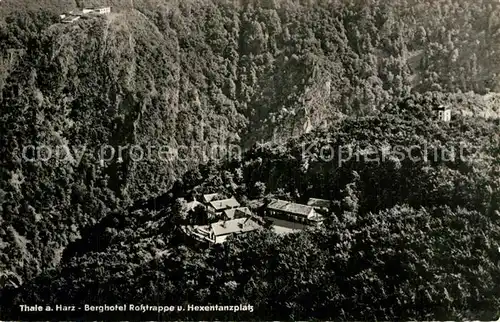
left=1, top=0, right=500, bottom=320
left=2, top=96, right=500, bottom=320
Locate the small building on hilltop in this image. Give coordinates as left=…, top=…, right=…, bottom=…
left=185, top=217, right=262, bottom=245
left=433, top=104, right=451, bottom=122
left=208, top=197, right=240, bottom=214
left=93, top=6, right=111, bottom=14
left=61, top=7, right=110, bottom=23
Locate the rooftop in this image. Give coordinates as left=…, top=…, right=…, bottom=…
left=307, top=198, right=331, bottom=209
left=223, top=207, right=252, bottom=220
left=203, top=193, right=221, bottom=203
left=267, top=199, right=315, bottom=217
left=210, top=217, right=261, bottom=236
left=210, top=197, right=240, bottom=211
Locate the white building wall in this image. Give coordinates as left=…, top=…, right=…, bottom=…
left=443, top=110, right=451, bottom=122
left=436, top=109, right=451, bottom=122
left=215, top=235, right=229, bottom=244
left=96, top=7, right=111, bottom=14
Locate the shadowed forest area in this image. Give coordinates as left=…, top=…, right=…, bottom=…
left=0, top=0, right=500, bottom=320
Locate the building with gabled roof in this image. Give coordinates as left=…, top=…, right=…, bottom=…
left=208, top=197, right=240, bottom=214
left=267, top=199, right=316, bottom=217
left=202, top=193, right=222, bottom=204
left=266, top=199, right=324, bottom=226
left=208, top=217, right=262, bottom=244
left=185, top=216, right=262, bottom=244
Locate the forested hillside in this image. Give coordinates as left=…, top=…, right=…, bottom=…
left=1, top=0, right=500, bottom=319
left=2, top=97, right=500, bottom=320
left=0, top=0, right=76, bottom=21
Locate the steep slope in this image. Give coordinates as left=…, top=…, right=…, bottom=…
left=3, top=101, right=500, bottom=320
left=0, top=0, right=76, bottom=22
left=3, top=0, right=500, bottom=292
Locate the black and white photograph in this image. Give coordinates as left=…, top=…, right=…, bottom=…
left=0, top=0, right=500, bottom=320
